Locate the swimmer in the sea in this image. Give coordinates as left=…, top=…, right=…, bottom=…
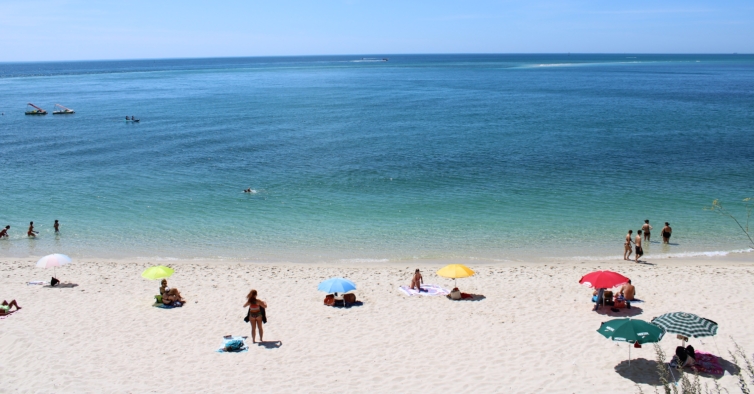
left=27, top=221, right=37, bottom=238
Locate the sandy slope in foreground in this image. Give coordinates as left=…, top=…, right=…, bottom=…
left=1, top=254, right=753, bottom=393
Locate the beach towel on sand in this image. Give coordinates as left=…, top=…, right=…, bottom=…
left=217, top=336, right=248, bottom=353
left=691, top=351, right=724, bottom=376
left=0, top=311, right=18, bottom=320
left=153, top=303, right=181, bottom=309
left=399, top=284, right=450, bottom=296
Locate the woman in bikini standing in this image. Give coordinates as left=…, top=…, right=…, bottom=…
left=623, top=230, right=633, bottom=260
left=244, top=289, right=267, bottom=343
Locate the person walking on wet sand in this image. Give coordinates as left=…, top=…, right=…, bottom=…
left=623, top=230, right=634, bottom=260
left=54, top=220, right=60, bottom=233
left=635, top=230, right=644, bottom=262
left=642, top=220, right=652, bottom=242
left=661, top=222, right=672, bottom=244
left=0, top=225, right=9, bottom=238
left=27, top=222, right=37, bottom=238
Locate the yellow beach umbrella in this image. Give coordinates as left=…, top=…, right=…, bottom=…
left=141, top=266, right=174, bottom=280
left=437, top=264, right=475, bottom=287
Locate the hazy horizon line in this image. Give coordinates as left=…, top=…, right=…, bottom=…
left=1, top=52, right=751, bottom=65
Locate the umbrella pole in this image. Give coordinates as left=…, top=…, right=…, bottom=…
left=629, top=343, right=631, bottom=366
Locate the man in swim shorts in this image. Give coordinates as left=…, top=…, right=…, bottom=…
left=54, top=220, right=60, bottom=233
left=642, top=220, right=652, bottom=242
left=635, top=230, right=644, bottom=262
left=27, top=222, right=36, bottom=238
left=661, top=222, right=672, bottom=244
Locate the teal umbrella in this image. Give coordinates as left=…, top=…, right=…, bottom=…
left=597, top=318, right=666, bottom=365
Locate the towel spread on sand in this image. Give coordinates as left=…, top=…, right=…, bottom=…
left=691, top=351, right=724, bottom=376
left=153, top=303, right=181, bottom=309
left=217, top=336, right=248, bottom=353
left=27, top=280, right=45, bottom=285
left=399, top=284, right=450, bottom=296
left=0, top=310, right=20, bottom=320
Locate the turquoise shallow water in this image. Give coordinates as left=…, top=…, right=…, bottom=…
left=0, top=54, right=753, bottom=262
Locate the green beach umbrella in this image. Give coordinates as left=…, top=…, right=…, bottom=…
left=597, top=318, right=665, bottom=365
left=651, top=312, right=718, bottom=339
left=141, top=266, right=175, bottom=280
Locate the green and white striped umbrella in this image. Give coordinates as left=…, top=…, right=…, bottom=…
left=651, top=312, right=718, bottom=338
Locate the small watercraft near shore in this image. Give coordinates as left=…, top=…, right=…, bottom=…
left=25, top=103, right=47, bottom=115
left=125, top=116, right=140, bottom=123
left=52, top=104, right=75, bottom=114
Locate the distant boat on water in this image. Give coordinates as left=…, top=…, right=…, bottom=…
left=52, top=104, right=75, bottom=114
left=25, top=103, right=47, bottom=115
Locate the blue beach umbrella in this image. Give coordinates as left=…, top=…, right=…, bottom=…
left=318, top=277, right=357, bottom=294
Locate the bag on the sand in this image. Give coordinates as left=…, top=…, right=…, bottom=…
left=50, top=277, right=60, bottom=286
left=224, top=339, right=245, bottom=352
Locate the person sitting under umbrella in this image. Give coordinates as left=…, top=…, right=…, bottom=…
left=160, top=279, right=170, bottom=296
left=674, top=345, right=696, bottom=368
left=162, top=288, right=185, bottom=307
left=592, top=288, right=606, bottom=310
left=0, top=299, right=21, bottom=315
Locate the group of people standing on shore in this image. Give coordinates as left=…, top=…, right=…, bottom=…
left=0, top=220, right=60, bottom=239
left=623, top=220, right=673, bottom=262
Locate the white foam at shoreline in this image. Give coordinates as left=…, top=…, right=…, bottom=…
left=565, top=248, right=753, bottom=262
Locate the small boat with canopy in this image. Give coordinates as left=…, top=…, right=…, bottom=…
left=52, top=104, right=75, bottom=114
left=25, top=103, right=47, bottom=115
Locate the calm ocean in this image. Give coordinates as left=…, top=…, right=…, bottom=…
left=1, top=54, right=753, bottom=262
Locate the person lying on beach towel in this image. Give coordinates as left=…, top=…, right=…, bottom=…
left=0, top=300, right=21, bottom=315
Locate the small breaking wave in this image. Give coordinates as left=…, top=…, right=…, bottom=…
left=566, top=248, right=753, bottom=262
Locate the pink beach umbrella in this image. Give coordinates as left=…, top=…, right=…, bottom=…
left=36, top=254, right=72, bottom=279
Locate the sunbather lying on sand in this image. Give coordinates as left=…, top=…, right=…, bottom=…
left=1, top=300, right=21, bottom=315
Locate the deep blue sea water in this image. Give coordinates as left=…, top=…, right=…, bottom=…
left=0, top=54, right=753, bottom=262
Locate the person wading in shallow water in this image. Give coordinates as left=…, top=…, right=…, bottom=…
left=635, top=230, right=644, bottom=263
left=624, top=230, right=633, bottom=261
left=642, top=220, right=652, bottom=242
left=27, top=222, right=37, bottom=238
left=661, top=222, right=672, bottom=244
left=54, top=220, right=60, bottom=233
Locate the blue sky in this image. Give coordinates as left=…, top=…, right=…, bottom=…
left=0, top=0, right=752, bottom=61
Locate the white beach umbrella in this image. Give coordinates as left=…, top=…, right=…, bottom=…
left=36, top=254, right=72, bottom=278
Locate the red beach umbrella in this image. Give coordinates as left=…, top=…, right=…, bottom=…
left=579, top=270, right=629, bottom=289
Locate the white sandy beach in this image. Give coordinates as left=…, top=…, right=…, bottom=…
left=2, top=254, right=754, bottom=393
